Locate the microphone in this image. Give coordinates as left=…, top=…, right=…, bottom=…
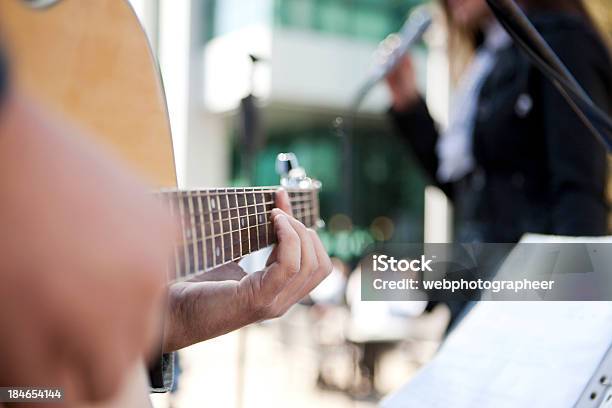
left=338, top=7, right=432, bottom=218
left=351, top=7, right=432, bottom=111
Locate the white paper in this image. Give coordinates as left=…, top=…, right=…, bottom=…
left=383, top=235, right=612, bottom=408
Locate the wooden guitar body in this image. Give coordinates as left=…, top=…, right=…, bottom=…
left=0, top=0, right=177, bottom=188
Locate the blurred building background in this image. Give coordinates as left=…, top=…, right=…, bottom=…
left=125, top=0, right=611, bottom=407
left=131, top=0, right=452, bottom=256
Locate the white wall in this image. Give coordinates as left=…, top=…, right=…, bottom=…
left=156, top=0, right=230, bottom=188
left=202, top=26, right=430, bottom=114
left=269, top=28, right=393, bottom=111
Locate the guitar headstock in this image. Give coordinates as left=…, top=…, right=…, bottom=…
left=276, top=152, right=324, bottom=229
left=276, top=152, right=321, bottom=191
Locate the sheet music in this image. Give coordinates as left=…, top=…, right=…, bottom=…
left=383, top=235, right=612, bottom=408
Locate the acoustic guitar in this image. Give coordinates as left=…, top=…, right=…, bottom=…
left=0, top=0, right=322, bottom=406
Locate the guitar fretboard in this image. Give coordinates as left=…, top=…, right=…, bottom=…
left=158, top=187, right=320, bottom=282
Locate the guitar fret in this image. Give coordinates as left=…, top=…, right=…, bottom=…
left=254, top=192, right=261, bottom=251
left=185, top=217, right=274, bottom=241
left=310, top=190, right=315, bottom=227
left=165, top=194, right=181, bottom=281
left=212, top=193, right=223, bottom=266
left=236, top=191, right=246, bottom=257
left=243, top=190, right=252, bottom=255
left=184, top=194, right=196, bottom=277
left=204, top=192, right=215, bottom=268
left=261, top=192, right=269, bottom=248
left=247, top=192, right=258, bottom=252
left=231, top=192, right=241, bottom=259
left=216, top=193, right=226, bottom=265
left=177, top=193, right=191, bottom=278
left=177, top=210, right=275, bottom=248
left=203, top=193, right=213, bottom=270
left=187, top=192, right=200, bottom=274
left=196, top=202, right=276, bottom=217
left=263, top=195, right=273, bottom=244
left=225, top=194, right=234, bottom=263
left=191, top=194, right=205, bottom=272
left=196, top=193, right=208, bottom=271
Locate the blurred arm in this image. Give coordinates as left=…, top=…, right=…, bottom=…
left=385, top=56, right=445, bottom=192
left=0, top=88, right=175, bottom=403
left=389, top=97, right=442, bottom=185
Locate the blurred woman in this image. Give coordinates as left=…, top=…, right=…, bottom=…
left=387, top=0, right=611, bottom=243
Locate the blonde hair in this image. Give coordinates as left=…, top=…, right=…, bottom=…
left=443, top=14, right=477, bottom=86
left=585, top=0, right=612, bottom=47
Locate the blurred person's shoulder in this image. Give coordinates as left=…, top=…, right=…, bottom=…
left=529, top=12, right=611, bottom=69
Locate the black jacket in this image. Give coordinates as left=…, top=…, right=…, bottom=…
left=391, top=14, right=611, bottom=242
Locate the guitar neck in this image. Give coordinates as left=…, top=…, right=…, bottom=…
left=158, top=187, right=320, bottom=282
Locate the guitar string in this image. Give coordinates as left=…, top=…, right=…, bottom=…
left=163, top=199, right=315, bottom=218
left=164, top=199, right=315, bottom=259
left=173, top=212, right=317, bottom=278
left=178, top=208, right=315, bottom=245
left=157, top=187, right=315, bottom=194
left=178, top=202, right=315, bottom=221
left=161, top=191, right=318, bottom=279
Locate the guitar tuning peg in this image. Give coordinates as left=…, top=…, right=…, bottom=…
left=275, top=152, right=299, bottom=178
left=276, top=152, right=308, bottom=188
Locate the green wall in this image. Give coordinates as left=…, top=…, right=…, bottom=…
left=231, top=120, right=427, bottom=263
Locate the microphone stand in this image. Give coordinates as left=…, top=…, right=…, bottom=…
left=335, top=79, right=374, bottom=223
left=334, top=112, right=355, bottom=223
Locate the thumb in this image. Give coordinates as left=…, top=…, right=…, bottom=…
left=260, top=212, right=300, bottom=298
